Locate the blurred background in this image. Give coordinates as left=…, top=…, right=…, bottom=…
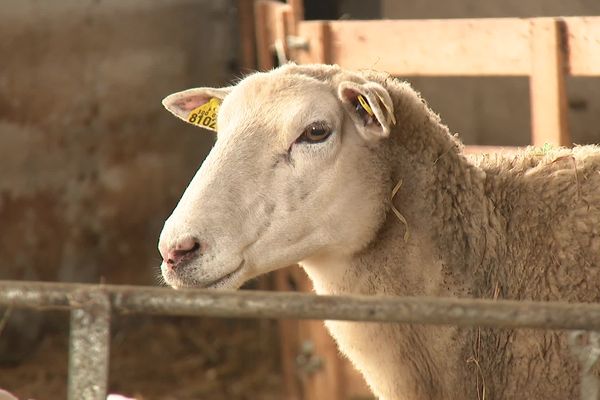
left=0, top=0, right=599, bottom=399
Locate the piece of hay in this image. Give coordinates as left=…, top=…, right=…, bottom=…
left=467, top=328, right=487, bottom=400
left=391, top=179, right=409, bottom=242
left=0, top=307, right=12, bottom=338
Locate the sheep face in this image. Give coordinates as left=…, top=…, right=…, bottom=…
left=158, top=65, right=395, bottom=289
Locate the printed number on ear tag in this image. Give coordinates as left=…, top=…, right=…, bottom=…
left=188, top=98, right=221, bottom=131
left=357, top=95, right=374, bottom=116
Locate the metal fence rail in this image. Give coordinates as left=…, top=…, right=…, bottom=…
left=1, top=280, right=600, bottom=399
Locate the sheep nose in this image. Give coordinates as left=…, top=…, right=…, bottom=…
left=160, top=237, right=201, bottom=268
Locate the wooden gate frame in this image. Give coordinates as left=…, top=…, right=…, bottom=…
left=254, top=3, right=600, bottom=399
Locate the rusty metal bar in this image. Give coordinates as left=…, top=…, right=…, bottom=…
left=2, top=280, right=600, bottom=331
left=67, top=289, right=111, bottom=400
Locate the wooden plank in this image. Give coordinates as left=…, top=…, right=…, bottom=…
left=299, top=319, right=346, bottom=400
left=237, top=0, right=256, bottom=71
left=296, top=17, right=600, bottom=78
left=254, top=1, right=272, bottom=70
left=297, top=19, right=532, bottom=76
left=296, top=21, right=331, bottom=64
left=282, top=269, right=371, bottom=400
left=285, top=6, right=301, bottom=61
left=292, top=271, right=345, bottom=400
left=274, top=267, right=303, bottom=400
left=273, top=4, right=292, bottom=64
left=287, top=0, right=304, bottom=25
left=564, top=16, right=600, bottom=76
left=255, top=0, right=289, bottom=70
left=529, top=18, right=571, bottom=146
left=275, top=268, right=348, bottom=400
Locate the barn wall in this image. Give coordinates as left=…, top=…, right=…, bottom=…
left=0, top=0, right=234, bottom=286
left=0, top=0, right=236, bottom=364
left=381, top=0, right=600, bottom=146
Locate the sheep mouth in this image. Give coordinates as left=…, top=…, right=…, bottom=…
left=200, top=260, right=246, bottom=289
left=163, top=259, right=246, bottom=290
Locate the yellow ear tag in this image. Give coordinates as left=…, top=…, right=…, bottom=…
left=187, top=98, right=221, bottom=131
left=357, top=95, right=374, bottom=116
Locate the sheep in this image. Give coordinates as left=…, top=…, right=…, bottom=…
left=157, top=63, right=600, bottom=400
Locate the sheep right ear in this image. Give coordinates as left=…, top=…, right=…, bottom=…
left=162, top=87, right=231, bottom=130
left=338, top=81, right=396, bottom=141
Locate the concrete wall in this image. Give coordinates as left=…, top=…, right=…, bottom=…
left=0, top=0, right=233, bottom=362
left=381, top=0, right=600, bottom=146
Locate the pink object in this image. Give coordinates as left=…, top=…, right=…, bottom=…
left=0, top=389, right=18, bottom=400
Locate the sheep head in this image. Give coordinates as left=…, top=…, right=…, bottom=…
left=157, top=64, right=396, bottom=289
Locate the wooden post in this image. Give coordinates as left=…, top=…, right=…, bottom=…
left=296, top=21, right=331, bottom=64
left=293, top=271, right=346, bottom=400
left=279, top=17, right=346, bottom=400
left=255, top=1, right=293, bottom=70
left=275, top=267, right=351, bottom=400
left=254, top=1, right=270, bottom=70
left=237, top=0, right=256, bottom=71
left=273, top=4, right=292, bottom=64
left=275, top=268, right=304, bottom=400
left=287, top=0, right=304, bottom=25
left=277, top=264, right=348, bottom=400
left=529, top=18, right=571, bottom=147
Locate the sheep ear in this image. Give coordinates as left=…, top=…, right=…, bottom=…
left=337, top=81, right=396, bottom=140
left=162, top=87, right=231, bottom=131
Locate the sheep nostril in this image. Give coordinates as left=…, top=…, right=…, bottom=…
left=173, top=242, right=200, bottom=258
left=165, top=240, right=201, bottom=267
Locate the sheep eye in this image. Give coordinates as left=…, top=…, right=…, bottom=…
left=297, top=122, right=332, bottom=144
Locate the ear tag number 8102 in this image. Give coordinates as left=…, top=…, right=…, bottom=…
left=188, top=98, right=221, bottom=131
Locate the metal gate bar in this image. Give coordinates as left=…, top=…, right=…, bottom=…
left=67, top=289, right=111, bottom=400
left=1, top=280, right=600, bottom=399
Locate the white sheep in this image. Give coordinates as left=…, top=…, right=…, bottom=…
left=158, top=63, right=600, bottom=400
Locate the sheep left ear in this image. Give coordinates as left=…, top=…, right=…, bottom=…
left=338, top=81, right=396, bottom=140
left=162, top=87, right=232, bottom=130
